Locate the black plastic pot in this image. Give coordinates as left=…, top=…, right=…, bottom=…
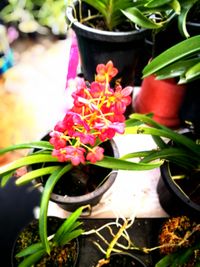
left=152, top=18, right=185, bottom=57
left=102, top=253, right=147, bottom=267
left=157, top=161, right=200, bottom=221
left=11, top=217, right=79, bottom=267
left=66, top=1, right=148, bottom=87
left=49, top=139, right=119, bottom=212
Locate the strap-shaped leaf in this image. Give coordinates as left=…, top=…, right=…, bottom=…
left=152, top=135, right=167, bottom=149
left=155, top=58, right=200, bottom=80
left=143, top=35, right=200, bottom=77
left=53, top=206, right=86, bottom=245
left=126, top=114, right=200, bottom=156
left=0, top=154, right=58, bottom=176
left=18, top=249, right=46, bottom=267
left=0, top=141, right=53, bottom=155
left=0, top=170, right=15, bottom=187
left=128, top=113, right=172, bottom=131
left=93, top=155, right=163, bottom=170
left=59, top=229, right=84, bottom=246
left=156, top=244, right=199, bottom=266
left=140, top=147, right=199, bottom=167
left=172, top=248, right=195, bottom=266
left=185, top=62, right=200, bottom=81
left=169, top=0, right=181, bottom=14
left=178, top=0, right=199, bottom=38
left=120, top=151, right=156, bottom=160
left=121, top=148, right=198, bottom=169
left=177, top=5, right=189, bottom=37
left=39, top=164, right=72, bottom=254
left=155, top=253, right=177, bottom=266
left=125, top=125, right=200, bottom=157
left=16, top=166, right=61, bottom=185
left=122, top=8, right=164, bottom=29
left=145, top=0, right=174, bottom=8
left=16, top=242, right=43, bottom=258
left=125, top=113, right=153, bottom=127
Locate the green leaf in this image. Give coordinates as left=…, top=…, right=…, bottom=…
left=18, top=249, right=46, bottom=267
left=93, top=156, right=163, bottom=170
left=126, top=114, right=200, bottom=156
left=155, top=253, right=177, bottom=266
left=125, top=125, right=200, bottom=157
left=59, top=229, right=84, bottom=246
left=82, top=0, right=133, bottom=30
left=53, top=206, right=86, bottom=245
left=145, top=0, right=173, bottom=8
left=142, top=35, right=200, bottom=78
left=0, top=154, right=58, bottom=176
left=121, top=148, right=197, bottom=170
left=171, top=247, right=194, bottom=266
left=39, top=164, right=72, bottom=254
left=154, top=58, right=200, bottom=80
left=0, top=141, right=53, bottom=155
left=140, top=147, right=199, bottom=166
left=152, top=135, right=167, bottom=149
left=169, top=0, right=181, bottom=14
left=122, top=8, right=164, bottom=29
left=128, top=113, right=171, bottom=131
left=16, top=166, right=61, bottom=185
left=16, top=242, right=43, bottom=258
left=125, top=113, right=153, bottom=127
left=179, top=73, right=200, bottom=84
left=177, top=5, right=190, bottom=37
left=178, top=0, right=199, bottom=37
left=0, top=170, right=15, bottom=187
left=185, top=62, right=200, bottom=82
left=120, top=151, right=155, bottom=160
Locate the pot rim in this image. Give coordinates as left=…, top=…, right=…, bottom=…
left=160, top=161, right=200, bottom=212
left=106, top=252, right=147, bottom=266
left=66, top=1, right=148, bottom=42
left=50, top=139, right=119, bottom=205
left=50, top=169, right=117, bottom=204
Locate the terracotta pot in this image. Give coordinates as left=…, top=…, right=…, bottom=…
left=134, top=75, right=187, bottom=128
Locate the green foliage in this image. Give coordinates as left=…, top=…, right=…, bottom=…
left=142, top=35, right=200, bottom=83
left=122, top=0, right=199, bottom=36
left=15, top=206, right=86, bottom=267
left=177, top=0, right=199, bottom=37
left=155, top=239, right=200, bottom=266
left=0, top=126, right=166, bottom=264
left=39, top=165, right=72, bottom=254
left=82, top=0, right=133, bottom=30
left=122, top=0, right=180, bottom=30
left=126, top=113, right=200, bottom=171
left=94, top=155, right=163, bottom=170
left=0, top=141, right=53, bottom=155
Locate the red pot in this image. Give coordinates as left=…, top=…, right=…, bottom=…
left=134, top=75, right=186, bottom=128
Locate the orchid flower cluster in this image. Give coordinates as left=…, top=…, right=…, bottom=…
left=49, top=61, right=132, bottom=166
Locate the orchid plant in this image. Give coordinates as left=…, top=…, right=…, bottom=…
left=49, top=60, right=132, bottom=165
left=15, top=205, right=87, bottom=267
left=67, top=0, right=134, bottom=31
left=122, top=0, right=199, bottom=37
left=0, top=61, right=162, bottom=256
